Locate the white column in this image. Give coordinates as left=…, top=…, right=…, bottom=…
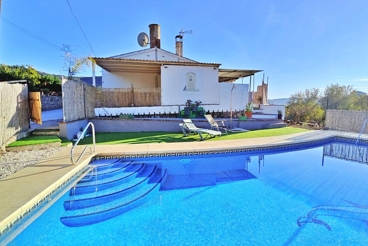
left=92, top=61, right=96, bottom=87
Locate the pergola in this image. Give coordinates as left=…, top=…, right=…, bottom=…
left=90, top=57, right=262, bottom=83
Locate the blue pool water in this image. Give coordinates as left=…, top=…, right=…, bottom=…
left=4, top=141, right=368, bottom=245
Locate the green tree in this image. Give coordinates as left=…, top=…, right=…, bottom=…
left=286, top=88, right=324, bottom=123
left=0, top=64, right=41, bottom=90
left=354, top=93, right=368, bottom=110
left=39, top=74, right=62, bottom=93
left=319, top=84, right=368, bottom=111
left=0, top=64, right=61, bottom=92
left=319, top=84, right=355, bottom=110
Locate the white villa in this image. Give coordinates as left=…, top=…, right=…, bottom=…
left=90, top=24, right=263, bottom=116
left=59, top=24, right=286, bottom=140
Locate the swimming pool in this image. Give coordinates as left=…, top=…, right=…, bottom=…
left=3, top=139, right=368, bottom=245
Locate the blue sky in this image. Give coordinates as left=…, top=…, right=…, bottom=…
left=1, top=0, right=367, bottom=98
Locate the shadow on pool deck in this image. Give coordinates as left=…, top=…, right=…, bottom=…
left=0, top=130, right=366, bottom=236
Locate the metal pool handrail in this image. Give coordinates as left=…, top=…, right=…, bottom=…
left=71, top=122, right=96, bottom=164
left=356, top=119, right=368, bottom=145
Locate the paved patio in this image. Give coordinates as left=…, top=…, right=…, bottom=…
left=1, top=129, right=367, bottom=235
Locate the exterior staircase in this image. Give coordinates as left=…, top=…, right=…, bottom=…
left=60, top=158, right=166, bottom=227
left=6, top=127, right=61, bottom=152
left=31, top=128, right=60, bottom=136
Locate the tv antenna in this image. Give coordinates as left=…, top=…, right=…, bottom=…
left=137, top=32, right=149, bottom=47
left=176, top=29, right=193, bottom=39
left=175, top=29, right=192, bottom=57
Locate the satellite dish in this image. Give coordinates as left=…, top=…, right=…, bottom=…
left=137, top=32, right=149, bottom=47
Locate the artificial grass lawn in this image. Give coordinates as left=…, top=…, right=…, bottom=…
left=76, top=127, right=310, bottom=145
left=7, top=135, right=61, bottom=147
left=8, top=127, right=310, bottom=147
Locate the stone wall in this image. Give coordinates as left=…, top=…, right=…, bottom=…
left=41, top=95, right=62, bottom=111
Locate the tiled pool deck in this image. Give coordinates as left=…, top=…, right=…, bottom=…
left=1, top=130, right=367, bottom=234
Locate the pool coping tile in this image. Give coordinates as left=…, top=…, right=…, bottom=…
left=0, top=130, right=367, bottom=236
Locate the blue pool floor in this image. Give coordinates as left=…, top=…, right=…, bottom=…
left=7, top=146, right=368, bottom=245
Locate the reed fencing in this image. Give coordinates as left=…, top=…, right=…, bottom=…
left=325, top=109, right=368, bottom=133
left=62, top=80, right=95, bottom=122
left=62, top=80, right=161, bottom=122
left=95, top=88, right=161, bottom=107
left=0, top=81, right=30, bottom=149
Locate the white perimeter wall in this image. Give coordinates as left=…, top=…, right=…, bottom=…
left=205, top=83, right=249, bottom=112
left=102, top=70, right=158, bottom=88
left=161, top=65, right=220, bottom=106
left=260, top=104, right=285, bottom=119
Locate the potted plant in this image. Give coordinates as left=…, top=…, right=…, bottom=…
left=277, top=110, right=282, bottom=119
left=245, top=102, right=253, bottom=119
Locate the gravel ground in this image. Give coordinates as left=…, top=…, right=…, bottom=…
left=0, top=147, right=65, bottom=180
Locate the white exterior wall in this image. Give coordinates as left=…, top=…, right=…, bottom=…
left=102, top=70, right=158, bottom=88
left=205, top=83, right=249, bottom=112
left=95, top=106, right=181, bottom=116
left=260, top=104, right=285, bottom=119
left=96, top=81, right=250, bottom=115
left=161, top=65, right=220, bottom=106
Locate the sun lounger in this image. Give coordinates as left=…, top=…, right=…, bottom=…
left=204, top=114, right=228, bottom=135
left=179, top=119, right=222, bottom=140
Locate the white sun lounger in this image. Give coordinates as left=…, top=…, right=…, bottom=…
left=204, top=114, right=228, bottom=135
left=179, top=119, right=222, bottom=140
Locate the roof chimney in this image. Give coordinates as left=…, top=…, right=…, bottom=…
left=175, top=29, right=192, bottom=57
left=175, top=34, right=183, bottom=57
left=149, top=24, right=160, bottom=48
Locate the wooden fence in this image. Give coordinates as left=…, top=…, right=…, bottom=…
left=95, top=88, right=161, bottom=107
left=62, top=80, right=161, bottom=122
left=0, top=81, right=30, bottom=150
left=325, top=109, right=368, bottom=133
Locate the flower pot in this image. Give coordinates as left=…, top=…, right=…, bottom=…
left=278, top=114, right=282, bottom=119
left=245, top=111, right=253, bottom=119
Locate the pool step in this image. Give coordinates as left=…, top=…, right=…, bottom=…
left=64, top=164, right=156, bottom=209
left=31, top=128, right=59, bottom=136
left=78, top=159, right=132, bottom=182
left=73, top=163, right=144, bottom=194
left=60, top=162, right=166, bottom=227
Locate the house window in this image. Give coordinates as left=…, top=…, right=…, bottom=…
left=184, top=72, right=198, bottom=91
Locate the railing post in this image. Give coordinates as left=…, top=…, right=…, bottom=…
left=356, top=119, right=368, bottom=145
left=70, top=122, right=96, bottom=164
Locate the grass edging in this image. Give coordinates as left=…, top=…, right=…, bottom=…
left=7, top=135, right=61, bottom=147
left=6, top=127, right=311, bottom=148
left=6, top=142, right=61, bottom=152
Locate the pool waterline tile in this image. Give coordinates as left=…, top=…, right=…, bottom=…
left=0, top=130, right=367, bottom=237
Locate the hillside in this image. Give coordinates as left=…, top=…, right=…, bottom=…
left=268, top=98, right=289, bottom=105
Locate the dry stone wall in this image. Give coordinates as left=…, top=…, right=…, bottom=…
left=41, top=95, right=62, bottom=111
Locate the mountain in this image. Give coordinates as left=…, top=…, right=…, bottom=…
left=268, top=98, right=289, bottom=105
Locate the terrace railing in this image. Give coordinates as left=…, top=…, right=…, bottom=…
left=70, top=122, right=96, bottom=164
left=356, top=119, right=368, bottom=145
